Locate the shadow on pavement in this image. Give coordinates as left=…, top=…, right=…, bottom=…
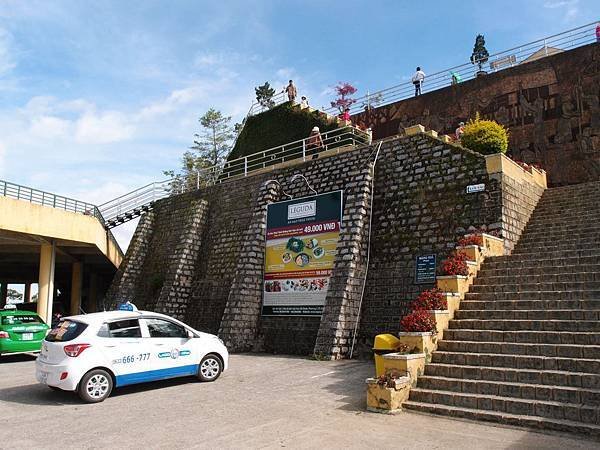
left=0, top=354, right=39, bottom=363
left=320, top=359, right=372, bottom=412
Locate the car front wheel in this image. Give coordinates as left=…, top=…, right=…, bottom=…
left=78, top=369, right=113, bottom=403
left=198, top=354, right=222, bottom=382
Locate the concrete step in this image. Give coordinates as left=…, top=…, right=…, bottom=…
left=508, top=249, right=600, bottom=260
left=473, top=273, right=600, bottom=286
left=443, top=328, right=600, bottom=345
left=402, top=401, right=600, bottom=436
left=463, top=291, right=600, bottom=300
left=470, top=282, right=600, bottom=293
left=437, top=339, right=600, bottom=359
left=459, top=299, right=600, bottom=311
left=478, top=265, right=600, bottom=277
left=408, top=389, right=599, bottom=424
left=515, top=242, right=600, bottom=253
left=424, top=363, right=600, bottom=389
left=448, top=318, right=600, bottom=332
left=482, top=256, right=599, bottom=270
left=454, top=309, right=600, bottom=321
left=416, top=375, right=600, bottom=405
left=431, top=351, right=600, bottom=373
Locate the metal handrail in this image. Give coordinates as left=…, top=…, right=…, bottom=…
left=340, top=22, right=596, bottom=115
left=247, top=90, right=288, bottom=116
left=317, top=22, right=598, bottom=116
left=99, top=125, right=370, bottom=225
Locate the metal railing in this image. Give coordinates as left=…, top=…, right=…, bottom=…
left=319, top=22, right=598, bottom=116
left=0, top=178, right=123, bottom=254
left=99, top=125, right=371, bottom=226
left=0, top=179, right=103, bottom=221
left=247, top=90, right=288, bottom=116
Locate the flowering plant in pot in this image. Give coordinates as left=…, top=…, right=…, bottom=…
left=457, top=234, right=484, bottom=247
left=441, top=251, right=469, bottom=276
left=400, top=309, right=437, bottom=333
left=410, top=288, right=447, bottom=311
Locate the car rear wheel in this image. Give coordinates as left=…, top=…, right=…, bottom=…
left=197, top=354, right=222, bottom=382
left=78, top=369, right=113, bottom=403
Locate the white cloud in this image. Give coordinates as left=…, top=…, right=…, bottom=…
left=543, top=0, right=579, bottom=20
left=75, top=111, right=134, bottom=144
left=29, top=115, right=71, bottom=139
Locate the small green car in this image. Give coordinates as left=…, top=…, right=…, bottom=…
left=0, top=306, right=49, bottom=356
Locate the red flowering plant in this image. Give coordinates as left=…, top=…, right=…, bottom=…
left=410, top=288, right=447, bottom=311
left=457, top=234, right=484, bottom=247
left=441, top=251, right=470, bottom=276
left=400, top=309, right=437, bottom=333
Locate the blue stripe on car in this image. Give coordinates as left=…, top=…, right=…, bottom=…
left=115, top=364, right=198, bottom=387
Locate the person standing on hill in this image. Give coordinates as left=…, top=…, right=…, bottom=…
left=412, top=67, right=426, bottom=96
left=286, top=80, right=297, bottom=103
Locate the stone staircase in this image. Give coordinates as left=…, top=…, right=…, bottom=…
left=403, top=181, right=600, bottom=436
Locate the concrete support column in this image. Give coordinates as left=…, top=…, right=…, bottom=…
left=37, top=242, right=56, bottom=324
left=89, top=273, right=98, bottom=313
left=70, top=262, right=82, bottom=315
left=0, top=282, right=7, bottom=307
left=24, top=283, right=32, bottom=302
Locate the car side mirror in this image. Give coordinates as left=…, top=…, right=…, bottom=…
left=187, top=330, right=195, bottom=339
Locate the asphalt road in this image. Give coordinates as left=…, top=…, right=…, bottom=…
left=0, top=353, right=597, bottom=449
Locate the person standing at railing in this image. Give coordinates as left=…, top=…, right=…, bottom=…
left=455, top=122, right=465, bottom=141
left=341, top=108, right=351, bottom=122
left=307, top=126, right=324, bottom=159
left=596, top=22, right=600, bottom=43
left=300, top=96, right=309, bottom=108
left=286, top=80, right=297, bottom=103
left=412, top=67, right=426, bottom=96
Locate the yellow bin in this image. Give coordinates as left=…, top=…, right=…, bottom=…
left=373, top=334, right=401, bottom=377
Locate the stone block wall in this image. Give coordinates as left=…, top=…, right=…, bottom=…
left=107, top=131, right=545, bottom=358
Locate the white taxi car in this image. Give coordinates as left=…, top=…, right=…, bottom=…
left=35, top=310, right=229, bottom=403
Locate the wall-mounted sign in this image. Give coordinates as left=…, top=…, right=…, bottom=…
left=262, top=191, right=343, bottom=316
left=466, top=183, right=485, bottom=194
left=415, top=254, right=436, bottom=284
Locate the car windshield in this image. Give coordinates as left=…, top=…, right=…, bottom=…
left=1, top=314, right=43, bottom=325
left=45, top=320, right=88, bottom=342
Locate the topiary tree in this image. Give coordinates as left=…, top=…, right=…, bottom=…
left=330, top=82, right=357, bottom=113
left=461, top=113, right=509, bottom=155
left=470, top=34, right=489, bottom=74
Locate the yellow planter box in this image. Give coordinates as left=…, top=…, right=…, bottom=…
left=404, top=124, right=425, bottom=135
left=456, top=245, right=481, bottom=263
left=366, top=376, right=411, bottom=413
left=443, top=293, right=461, bottom=318
left=437, top=275, right=469, bottom=294
left=428, top=310, right=449, bottom=340
left=482, top=233, right=504, bottom=256
left=398, top=332, right=437, bottom=362
left=440, top=134, right=452, bottom=143
left=425, top=129, right=438, bottom=138
left=467, top=261, right=479, bottom=285
left=382, top=352, right=426, bottom=387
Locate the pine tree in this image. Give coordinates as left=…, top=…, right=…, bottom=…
left=255, top=82, right=276, bottom=109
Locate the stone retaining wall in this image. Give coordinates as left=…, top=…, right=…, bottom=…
left=107, top=131, right=544, bottom=358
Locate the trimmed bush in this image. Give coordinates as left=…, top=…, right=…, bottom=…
left=441, top=251, right=470, bottom=276
left=461, top=114, right=509, bottom=155
left=409, top=288, right=447, bottom=311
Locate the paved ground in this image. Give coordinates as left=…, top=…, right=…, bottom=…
left=0, top=353, right=597, bottom=449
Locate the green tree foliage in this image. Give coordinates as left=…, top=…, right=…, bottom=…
left=470, top=34, right=489, bottom=72
left=164, top=108, right=234, bottom=190
left=255, top=82, right=276, bottom=109
left=461, top=113, right=509, bottom=155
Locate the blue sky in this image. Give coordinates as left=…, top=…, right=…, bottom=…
left=0, top=0, right=599, bottom=248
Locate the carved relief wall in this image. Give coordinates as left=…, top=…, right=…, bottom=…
left=353, top=43, right=600, bottom=186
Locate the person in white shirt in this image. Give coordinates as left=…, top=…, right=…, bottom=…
left=300, top=96, right=309, bottom=108
left=412, top=67, right=426, bottom=96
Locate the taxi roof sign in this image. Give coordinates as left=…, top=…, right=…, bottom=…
left=117, top=301, right=138, bottom=312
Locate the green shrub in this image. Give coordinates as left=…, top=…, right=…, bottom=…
left=461, top=114, right=509, bottom=155
left=229, top=102, right=339, bottom=161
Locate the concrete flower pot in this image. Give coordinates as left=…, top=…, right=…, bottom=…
left=456, top=245, right=481, bottom=263
left=365, top=376, right=411, bottom=413
left=428, top=310, right=450, bottom=340
left=397, top=331, right=437, bottom=362
left=437, top=275, right=469, bottom=294
left=442, top=292, right=461, bottom=318
left=382, top=352, right=426, bottom=386
left=481, top=233, right=504, bottom=256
